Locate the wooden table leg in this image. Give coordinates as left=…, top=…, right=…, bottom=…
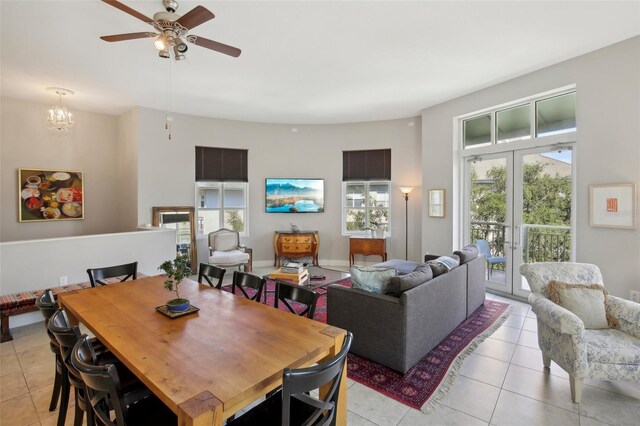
left=320, top=327, right=347, bottom=426
left=178, top=391, right=223, bottom=426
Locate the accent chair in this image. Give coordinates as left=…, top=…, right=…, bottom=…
left=208, top=228, right=251, bottom=272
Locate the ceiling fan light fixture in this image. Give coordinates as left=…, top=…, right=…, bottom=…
left=158, top=46, right=170, bottom=58
left=175, top=37, right=188, bottom=53
left=173, top=46, right=186, bottom=60
left=154, top=34, right=169, bottom=50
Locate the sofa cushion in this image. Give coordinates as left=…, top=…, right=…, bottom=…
left=209, top=250, right=250, bottom=266
left=585, top=329, right=640, bottom=365
left=350, top=266, right=396, bottom=294
left=386, top=264, right=432, bottom=296
left=373, top=259, right=419, bottom=275
left=548, top=281, right=609, bottom=329
left=427, top=256, right=460, bottom=277
left=454, top=245, right=479, bottom=264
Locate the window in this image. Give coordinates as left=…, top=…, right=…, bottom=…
left=196, top=182, right=248, bottom=236
left=463, top=91, right=576, bottom=149
left=342, top=149, right=391, bottom=235
left=195, top=147, right=249, bottom=236
left=344, top=181, right=390, bottom=234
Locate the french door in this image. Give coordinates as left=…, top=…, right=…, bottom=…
left=463, top=145, right=574, bottom=298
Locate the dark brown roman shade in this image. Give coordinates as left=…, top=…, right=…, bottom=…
left=342, top=149, right=391, bottom=181
left=195, top=147, right=248, bottom=182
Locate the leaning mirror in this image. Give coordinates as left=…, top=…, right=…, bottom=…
left=152, top=206, right=197, bottom=271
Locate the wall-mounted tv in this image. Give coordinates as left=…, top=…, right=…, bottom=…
left=265, top=178, right=324, bottom=213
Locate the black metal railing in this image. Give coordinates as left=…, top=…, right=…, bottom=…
left=471, top=221, right=571, bottom=266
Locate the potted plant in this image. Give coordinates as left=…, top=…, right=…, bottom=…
left=158, top=254, right=192, bottom=312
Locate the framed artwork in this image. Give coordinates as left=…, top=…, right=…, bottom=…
left=589, top=183, right=636, bottom=229
left=18, top=168, right=84, bottom=222
left=428, top=189, right=445, bottom=218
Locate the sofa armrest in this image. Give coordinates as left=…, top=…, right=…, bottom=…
left=607, top=295, right=640, bottom=339
left=529, top=293, right=585, bottom=336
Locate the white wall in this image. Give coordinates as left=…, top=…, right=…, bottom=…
left=0, top=97, right=131, bottom=241
left=0, top=228, right=176, bottom=327
left=135, top=108, right=423, bottom=265
left=421, top=36, right=640, bottom=299
left=116, top=108, right=139, bottom=229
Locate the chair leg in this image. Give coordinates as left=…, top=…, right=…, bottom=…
left=49, top=363, right=62, bottom=411
left=57, top=373, right=71, bottom=426
left=569, top=375, right=583, bottom=403
left=73, top=388, right=84, bottom=426
left=542, top=353, right=551, bottom=368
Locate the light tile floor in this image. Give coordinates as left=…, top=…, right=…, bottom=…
left=1, top=279, right=639, bottom=425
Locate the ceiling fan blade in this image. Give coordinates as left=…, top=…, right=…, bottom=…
left=100, top=32, right=156, bottom=42
left=175, top=6, right=215, bottom=30
left=102, top=0, right=153, bottom=24
left=191, top=36, right=241, bottom=58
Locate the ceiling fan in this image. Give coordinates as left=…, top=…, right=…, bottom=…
left=100, top=0, right=241, bottom=60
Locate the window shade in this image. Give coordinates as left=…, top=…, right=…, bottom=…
left=195, top=147, right=248, bottom=182
left=343, top=149, right=391, bottom=181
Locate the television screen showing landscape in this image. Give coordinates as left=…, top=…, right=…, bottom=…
left=265, top=178, right=324, bottom=213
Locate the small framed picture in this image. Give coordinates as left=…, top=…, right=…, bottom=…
left=429, top=189, right=445, bottom=218
left=589, top=183, right=636, bottom=229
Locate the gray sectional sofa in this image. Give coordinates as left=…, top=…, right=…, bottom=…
left=327, top=254, right=485, bottom=373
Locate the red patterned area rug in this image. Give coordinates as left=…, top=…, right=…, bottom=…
left=346, top=299, right=510, bottom=413
left=223, top=280, right=510, bottom=412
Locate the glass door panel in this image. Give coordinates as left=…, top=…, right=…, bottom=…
left=513, top=147, right=573, bottom=298
left=464, top=154, right=513, bottom=293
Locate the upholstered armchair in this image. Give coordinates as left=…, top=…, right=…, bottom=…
left=208, top=229, right=252, bottom=272
left=520, top=262, right=640, bottom=403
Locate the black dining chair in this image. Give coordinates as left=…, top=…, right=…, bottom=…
left=71, top=335, right=176, bottom=426
left=49, top=309, right=153, bottom=426
left=227, top=332, right=353, bottom=426
left=275, top=281, right=320, bottom=319
left=87, top=261, right=138, bottom=287
left=231, top=271, right=266, bottom=302
left=198, top=263, right=226, bottom=289
left=35, top=290, right=66, bottom=414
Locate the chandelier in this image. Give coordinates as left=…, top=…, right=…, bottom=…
left=46, top=87, right=74, bottom=135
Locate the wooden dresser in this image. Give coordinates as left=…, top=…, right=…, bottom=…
left=349, top=236, right=387, bottom=266
left=273, top=231, right=319, bottom=267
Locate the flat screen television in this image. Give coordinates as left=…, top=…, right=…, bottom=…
left=265, top=178, right=324, bottom=213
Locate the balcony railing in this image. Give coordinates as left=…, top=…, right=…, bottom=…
left=471, top=221, right=571, bottom=266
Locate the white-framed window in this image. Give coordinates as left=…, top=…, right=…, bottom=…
left=342, top=181, right=391, bottom=235
left=196, top=182, right=248, bottom=236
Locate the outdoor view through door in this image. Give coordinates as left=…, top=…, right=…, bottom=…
left=466, top=148, right=573, bottom=297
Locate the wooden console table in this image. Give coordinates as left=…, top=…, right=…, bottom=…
left=349, top=236, right=387, bottom=266
left=273, top=231, right=319, bottom=267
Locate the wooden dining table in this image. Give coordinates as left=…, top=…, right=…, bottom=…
left=58, top=275, right=347, bottom=426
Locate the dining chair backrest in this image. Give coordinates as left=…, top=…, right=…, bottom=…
left=282, top=332, right=353, bottom=426
left=275, top=281, right=320, bottom=319
left=87, top=262, right=138, bottom=287
left=48, top=309, right=86, bottom=390
left=475, top=239, right=492, bottom=258
left=231, top=271, right=265, bottom=302
left=198, top=263, right=226, bottom=289
left=36, top=289, right=57, bottom=322
left=71, top=335, right=125, bottom=426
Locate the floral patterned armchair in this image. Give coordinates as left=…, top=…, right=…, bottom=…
left=520, top=262, right=640, bottom=403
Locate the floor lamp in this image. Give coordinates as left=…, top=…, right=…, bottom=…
left=399, top=187, right=414, bottom=260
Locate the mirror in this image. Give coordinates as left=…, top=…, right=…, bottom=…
left=428, top=189, right=445, bottom=218
left=152, top=207, right=197, bottom=271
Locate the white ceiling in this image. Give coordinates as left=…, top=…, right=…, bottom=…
left=1, top=1, right=638, bottom=124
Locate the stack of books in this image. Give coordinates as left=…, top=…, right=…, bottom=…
left=269, top=262, right=309, bottom=284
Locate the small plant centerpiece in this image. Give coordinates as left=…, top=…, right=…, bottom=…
left=159, top=254, right=192, bottom=312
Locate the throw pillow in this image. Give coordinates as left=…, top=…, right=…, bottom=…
left=373, top=259, right=420, bottom=275
left=454, top=245, right=479, bottom=264
left=427, top=260, right=449, bottom=277
left=547, top=281, right=610, bottom=329
left=350, top=266, right=396, bottom=294
left=434, top=256, right=460, bottom=271
left=387, top=264, right=433, bottom=296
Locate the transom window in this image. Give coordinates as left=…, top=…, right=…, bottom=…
left=463, top=91, right=576, bottom=149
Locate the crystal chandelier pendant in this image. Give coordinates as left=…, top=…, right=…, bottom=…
left=46, top=87, right=74, bottom=135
